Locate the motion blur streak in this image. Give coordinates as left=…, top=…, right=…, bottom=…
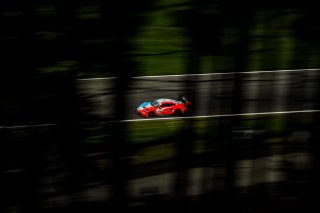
left=77, top=68, right=320, bottom=81
left=121, top=109, right=320, bottom=122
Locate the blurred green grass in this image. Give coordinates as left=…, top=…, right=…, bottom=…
left=5, top=112, right=314, bottom=180
left=123, top=112, right=315, bottom=177
left=125, top=113, right=314, bottom=145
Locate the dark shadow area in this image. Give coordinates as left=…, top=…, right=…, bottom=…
left=1, top=0, right=320, bottom=213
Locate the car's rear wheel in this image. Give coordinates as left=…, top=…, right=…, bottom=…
left=174, top=109, right=182, bottom=116
left=148, top=111, right=155, bottom=117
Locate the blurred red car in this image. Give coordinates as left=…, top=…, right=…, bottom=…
left=135, top=95, right=190, bottom=118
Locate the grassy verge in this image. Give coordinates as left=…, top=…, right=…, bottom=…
left=125, top=112, right=315, bottom=144
left=4, top=112, right=315, bottom=180
left=123, top=112, right=315, bottom=167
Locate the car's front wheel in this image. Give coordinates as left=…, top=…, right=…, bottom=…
left=148, top=111, right=155, bottom=117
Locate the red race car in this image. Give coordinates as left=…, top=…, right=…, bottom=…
left=135, top=95, right=190, bottom=118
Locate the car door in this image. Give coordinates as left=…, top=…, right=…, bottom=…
left=166, top=103, right=176, bottom=115
left=157, top=103, right=172, bottom=115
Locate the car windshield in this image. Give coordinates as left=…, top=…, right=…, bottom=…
left=151, top=100, right=159, bottom=107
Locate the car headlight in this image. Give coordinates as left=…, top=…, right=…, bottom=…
left=143, top=109, right=148, bottom=112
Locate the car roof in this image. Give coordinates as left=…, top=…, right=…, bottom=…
left=156, top=98, right=179, bottom=104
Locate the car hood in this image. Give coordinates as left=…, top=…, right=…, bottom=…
left=137, top=102, right=151, bottom=110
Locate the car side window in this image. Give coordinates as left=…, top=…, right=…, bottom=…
left=161, top=103, right=169, bottom=107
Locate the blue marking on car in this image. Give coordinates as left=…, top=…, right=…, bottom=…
left=138, top=102, right=150, bottom=110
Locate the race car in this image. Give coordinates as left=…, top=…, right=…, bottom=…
left=135, top=95, right=190, bottom=118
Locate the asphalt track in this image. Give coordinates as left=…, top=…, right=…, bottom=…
left=77, top=68, right=320, bottom=120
